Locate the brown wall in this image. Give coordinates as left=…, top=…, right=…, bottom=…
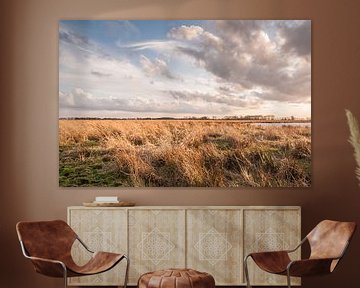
left=1, top=0, right=360, bottom=287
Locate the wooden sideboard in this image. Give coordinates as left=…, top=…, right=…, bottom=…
left=67, top=206, right=301, bottom=286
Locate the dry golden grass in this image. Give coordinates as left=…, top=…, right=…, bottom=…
left=346, top=110, right=360, bottom=186
left=59, top=120, right=311, bottom=187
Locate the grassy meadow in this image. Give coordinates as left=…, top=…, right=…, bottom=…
left=59, top=120, right=311, bottom=187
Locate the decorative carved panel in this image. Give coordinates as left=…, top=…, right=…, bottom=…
left=187, top=209, right=243, bottom=285
left=68, top=208, right=127, bottom=285
left=128, top=209, right=186, bottom=284
left=244, top=209, right=301, bottom=285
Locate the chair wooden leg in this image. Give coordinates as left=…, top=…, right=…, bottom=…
left=244, top=255, right=252, bottom=288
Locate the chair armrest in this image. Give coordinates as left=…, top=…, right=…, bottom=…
left=285, top=237, right=307, bottom=253
left=287, top=258, right=336, bottom=277
left=76, top=236, right=94, bottom=253
left=245, top=237, right=306, bottom=259
left=19, top=240, right=67, bottom=277
left=247, top=250, right=290, bottom=260
left=248, top=250, right=289, bottom=255
left=25, top=255, right=67, bottom=278
left=26, top=255, right=65, bottom=265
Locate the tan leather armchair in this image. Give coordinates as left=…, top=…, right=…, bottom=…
left=16, top=220, right=129, bottom=288
left=244, top=220, right=356, bottom=288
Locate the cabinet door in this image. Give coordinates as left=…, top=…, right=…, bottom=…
left=243, top=209, right=301, bottom=286
left=187, top=209, right=243, bottom=285
left=68, top=208, right=127, bottom=286
left=128, top=209, right=186, bottom=284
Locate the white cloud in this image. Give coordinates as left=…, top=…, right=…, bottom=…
left=118, top=40, right=179, bottom=52
left=167, top=25, right=222, bottom=50
left=168, top=90, right=261, bottom=108
left=59, top=20, right=311, bottom=118
left=60, top=88, right=94, bottom=108
left=139, top=55, right=175, bottom=79
left=59, top=41, right=148, bottom=96
left=166, top=21, right=311, bottom=104
left=167, top=25, right=204, bottom=40
left=60, top=88, right=237, bottom=116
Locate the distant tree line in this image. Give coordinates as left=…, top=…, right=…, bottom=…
left=59, top=115, right=310, bottom=121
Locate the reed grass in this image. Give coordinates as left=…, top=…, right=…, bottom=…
left=59, top=120, right=311, bottom=187
left=346, top=110, right=360, bottom=186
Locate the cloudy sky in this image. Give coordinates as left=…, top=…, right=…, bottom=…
left=59, top=20, right=311, bottom=119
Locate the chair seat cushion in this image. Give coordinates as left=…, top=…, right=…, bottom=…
left=138, top=268, right=215, bottom=288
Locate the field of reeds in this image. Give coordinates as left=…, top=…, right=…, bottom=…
left=59, top=120, right=311, bottom=187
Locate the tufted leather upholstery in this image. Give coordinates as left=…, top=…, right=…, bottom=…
left=138, top=268, right=215, bottom=288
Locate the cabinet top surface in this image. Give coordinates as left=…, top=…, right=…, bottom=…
left=68, top=205, right=301, bottom=210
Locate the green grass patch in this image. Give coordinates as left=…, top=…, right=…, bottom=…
left=59, top=145, right=130, bottom=187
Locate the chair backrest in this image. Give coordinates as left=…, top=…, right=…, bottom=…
left=307, top=220, right=356, bottom=261
left=16, top=220, right=77, bottom=261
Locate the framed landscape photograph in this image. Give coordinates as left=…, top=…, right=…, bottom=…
left=59, top=20, right=311, bottom=187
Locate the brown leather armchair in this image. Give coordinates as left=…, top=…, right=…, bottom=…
left=16, top=220, right=129, bottom=288
left=244, top=220, right=356, bottom=288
